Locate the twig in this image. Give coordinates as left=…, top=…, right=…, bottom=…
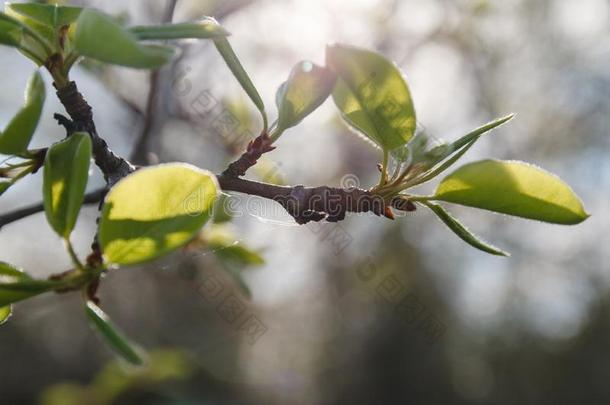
left=54, top=81, right=136, bottom=186
left=222, top=133, right=275, bottom=178
left=130, top=0, right=180, bottom=165
left=0, top=188, right=106, bottom=230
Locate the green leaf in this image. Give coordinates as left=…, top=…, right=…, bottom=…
left=5, top=3, right=82, bottom=28
left=0, top=181, right=10, bottom=196
left=5, top=2, right=82, bottom=47
left=412, top=114, right=515, bottom=186
left=213, top=194, right=233, bottom=224
left=74, top=9, right=174, bottom=69
left=0, top=261, right=58, bottom=307
left=130, top=17, right=229, bottom=40
left=422, top=201, right=509, bottom=256
left=326, top=44, right=416, bottom=151
left=0, top=70, right=46, bottom=155
left=0, top=305, right=11, bottom=325
left=43, top=133, right=92, bottom=238
left=99, top=163, right=219, bottom=266
left=85, top=301, right=144, bottom=365
left=204, top=226, right=265, bottom=267
left=273, top=61, right=336, bottom=139
left=0, top=11, right=52, bottom=64
left=432, top=160, right=590, bottom=224
left=0, top=16, right=22, bottom=47
left=213, top=37, right=267, bottom=131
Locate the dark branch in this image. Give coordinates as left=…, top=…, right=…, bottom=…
left=217, top=175, right=390, bottom=224
left=54, top=81, right=135, bottom=186
left=130, top=0, right=180, bottom=165
left=0, top=188, right=106, bottom=230
left=0, top=175, right=396, bottom=229
left=222, top=133, right=275, bottom=178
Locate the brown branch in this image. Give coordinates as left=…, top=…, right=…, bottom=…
left=0, top=175, right=397, bottom=230
left=222, top=133, right=275, bottom=177
left=217, top=175, right=390, bottom=224
left=54, top=81, right=135, bottom=186
left=0, top=188, right=106, bottom=230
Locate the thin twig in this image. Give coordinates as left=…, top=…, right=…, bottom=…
left=0, top=188, right=106, bottom=230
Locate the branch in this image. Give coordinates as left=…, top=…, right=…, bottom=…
left=0, top=188, right=106, bottom=230
left=0, top=175, right=396, bottom=229
left=54, top=82, right=135, bottom=186
left=222, top=133, right=275, bottom=177
left=217, top=175, right=390, bottom=224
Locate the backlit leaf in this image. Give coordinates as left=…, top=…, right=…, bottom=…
left=99, top=163, right=219, bottom=266
left=43, top=133, right=92, bottom=238
left=326, top=44, right=416, bottom=151
left=433, top=160, right=589, bottom=224
left=74, top=9, right=174, bottom=69
left=0, top=70, right=45, bottom=155
left=274, top=61, right=336, bottom=138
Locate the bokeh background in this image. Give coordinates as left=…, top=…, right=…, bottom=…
left=1, top=0, right=609, bottom=404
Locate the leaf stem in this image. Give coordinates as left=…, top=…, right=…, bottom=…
left=378, top=149, right=389, bottom=187
left=64, top=239, right=85, bottom=272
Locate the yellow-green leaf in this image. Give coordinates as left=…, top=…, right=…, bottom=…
left=422, top=201, right=509, bottom=256
left=326, top=44, right=416, bottom=151
left=0, top=70, right=46, bottom=155
left=85, top=301, right=144, bottom=365
left=99, top=163, right=219, bottom=266
left=433, top=160, right=589, bottom=224
left=274, top=61, right=336, bottom=139
left=74, top=9, right=174, bottom=69
left=0, top=305, right=10, bottom=325
left=43, top=133, right=92, bottom=238
left=213, top=37, right=267, bottom=131
left=130, top=17, right=229, bottom=40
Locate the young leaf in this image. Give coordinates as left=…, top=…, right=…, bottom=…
left=43, top=133, right=92, bottom=238
left=0, top=70, right=46, bottom=155
left=273, top=61, right=336, bottom=139
left=213, top=37, right=268, bottom=131
left=0, top=12, right=52, bottom=64
left=5, top=3, right=82, bottom=47
left=0, top=305, right=10, bottom=325
left=326, top=44, right=416, bottom=151
left=130, top=17, right=229, bottom=40
left=432, top=160, right=590, bottom=224
left=0, top=181, right=10, bottom=196
left=0, top=16, right=22, bottom=47
left=99, top=163, right=219, bottom=266
left=85, top=301, right=144, bottom=365
left=0, top=262, right=59, bottom=306
left=74, top=9, right=174, bottom=69
left=412, top=114, right=515, bottom=186
left=422, top=201, right=509, bottom=256
left=204, top=226, right=265, bottom=266
left=5, top=3, right=82, bottom=28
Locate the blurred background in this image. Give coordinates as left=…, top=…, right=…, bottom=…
left=1, top=0, right=609, bottom=403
